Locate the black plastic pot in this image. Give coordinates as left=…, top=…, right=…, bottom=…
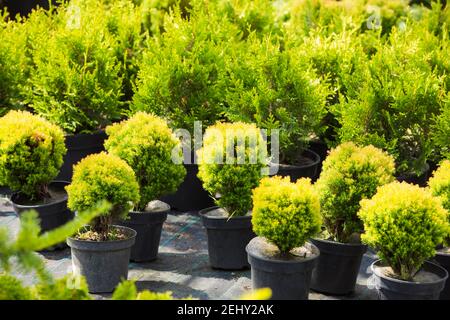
left=271, top=149, right=321, bottom=182
left=0, top=186, right=12, bottom=197
left=246, top=237, right=319, bottom=300
left=11, top=181, right=73, bottom=234
left=396, top=163, right=430, bottom=187
left=433, top=250, right=450, bottom=300
left=160, top=163, right=214, bottom=212
left=200, top=206, right=255, bottom=270
left=309, top=140, right=329, bottom=179
left=310, top=238, right=367, bottom=295
left=56, top=131, right=107, bottom=182
left=371, top=259, right=448, bottom=300
left=118, top=208, right=169, bottom=262
left=67, top=225, right=136, bottom=293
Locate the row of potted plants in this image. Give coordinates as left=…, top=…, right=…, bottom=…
left=1, top=0, right=449, bottom=211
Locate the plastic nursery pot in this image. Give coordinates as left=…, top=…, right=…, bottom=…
left=433, top=249, right=450, bottom=300
left=271, top=149, right=321, bottom=182
left=370, top=259, right=448, bottom=300
left=11, top=181, right=74, bottom=249
left=56, top=130, right=107, bottom=182
left=199, top=206, right=255, bottom=270
left=246, top=237, right=319, bottom=300
left=310, top=238, right=367, bottom=295
left=0, top=185, right=12, bottom=197
left=118, top=203, right=170, bottom=262
left=160, top=162, right=214, bottom=212
left=308, top=139, right=329, bottom=179
left=67, top=225, right=136, bottom=293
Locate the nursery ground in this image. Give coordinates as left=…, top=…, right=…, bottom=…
left=0, top=198, right=378, bottom=300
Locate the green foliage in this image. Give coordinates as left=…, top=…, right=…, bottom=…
left=27, top=6, right=123, bottom=134
left=252, top=176, right=322, bottom=253
left=132, top=4, right=241, bottom=133
left=66, top=152, right=140, bottom=238
left=64, top=0, right=148, bottom=109
left=33, top=275, right=91, bottom=300
left=0, top=16, right=29, bottom=117
left=105, top=112, right=186, bottom=211
left=316, top=142, right=395, bottom=243
left=0, top=111, right=66, bottom=200
left=224, top=35, right=329, bottom=163
left=336, top=25, right=447, bottom=176
left=0, top=201, right=111, bottom=300
left=197, top=122, right=267, bottom=216
left=0, top=274, right=33, bottom=300
left=358, top=181, right=450, bottom=280
left=433, top=101, right=450, bottom=160
left=428, top=160, right=450, bottom=212
left=112, top=280, right=175, bottom=300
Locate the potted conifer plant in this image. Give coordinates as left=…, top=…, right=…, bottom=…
left=66, top=152, right=140, bottom=293
left=247, top=176, right=322, bottom=300
left=428, top=160, right=450, bottom=300
left=28, top=11, right=123, bottom=181
left=104, top=112, right=186, bottom=262
left=197, top=122, right=267, bottom=270
left=0, top=111, right=72, bottom=242
left=359, top=181, right=449, bottom=300
left=311, top=142, right=395, bottom=295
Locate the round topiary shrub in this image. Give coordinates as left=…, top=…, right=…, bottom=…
left=197, top=122, right=267, bottom=216
left=66, top=152, right=140, bottom=240
left=358, top=181, right=449, bottom=280
left=315, top=142, right=395, bottom=243
left=105, top=112, right=186, bottom=211
left=429, top=160, right=450, bottom=211
left=0, top=110, right=66, bottom=200
left=252, top=176, right=322, bottom=253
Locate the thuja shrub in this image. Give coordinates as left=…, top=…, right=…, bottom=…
left=358, top=182, right=449, bottom=280
left=105, top=112, right=186, bottom=211
left=252, top=176, right=322, bottom=253
left=132, top=5, right=241, bottom=133
left=224, top=35, right=329, bottom=163
left=65, top=0, right=147, bottom=108
left=433, top=102, right=450, bottom=160
left=66, top=152, right=140, bottom=239
left=315, top=142, right=395, bottom=243
left=429, top=160, right=450, bottom=212
left=0, top=111, right=66, bottom=200
left=0, top=275, right=33, bottom=300
left=337, top=27, right=446, bottom=176
left=28, top=15, right=123, bottom=134
left=0, top=14, right=29, bottom=117
left=197, top=122, right=267, bottom=216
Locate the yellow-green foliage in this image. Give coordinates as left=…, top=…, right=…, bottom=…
left=358, top=182, right=450, bottom=280
left=105, top=112, right=186, bottom=211
left=0, top=274, right=33, bottom=300
left=252, top=176, right=322, bottom=253
left=316, top=142, right=395, bottom=243
left=429, top=160, right=450, bottom=212
left=33, top=275, right=91, bottom=300
left=111, top=280, right=176, bottom=300
left=0, top=111, right=66, bottom=200
left=66, top=152, right=140, bottom=235
left=197, top=122, right=267, bottom=216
